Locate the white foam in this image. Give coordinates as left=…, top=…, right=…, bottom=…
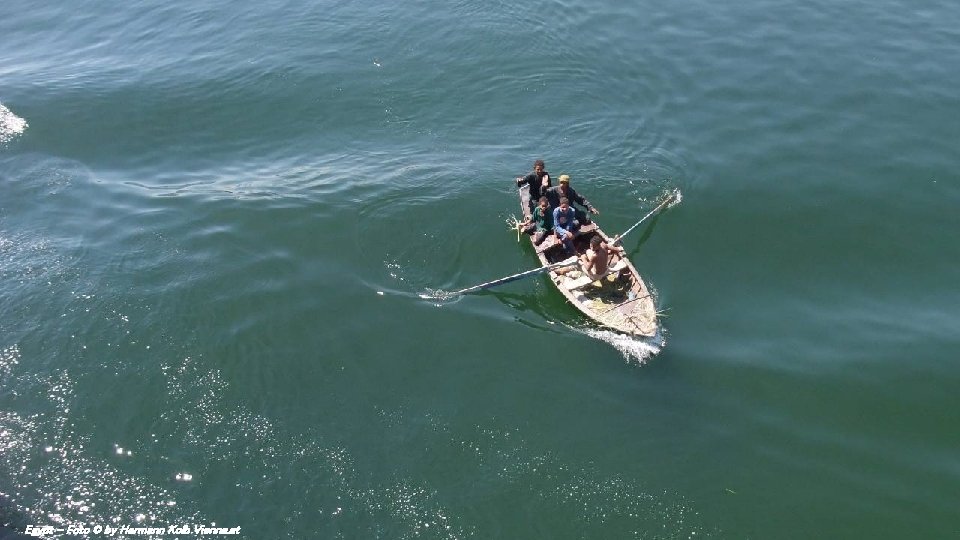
left=418, top=288, right=461, bottom=304
left=0, top=103, right=28, bottom=144
left=668, top=188, right=683, bottom=208
left=579, top=327, right=664, bottom=365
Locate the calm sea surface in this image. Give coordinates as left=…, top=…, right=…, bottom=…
left=2, top=0, right=959, bottom=538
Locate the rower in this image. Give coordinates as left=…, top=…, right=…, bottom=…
left=580, top=235, right=625, bottom=281
left=563, top=235, right=628, bottom=290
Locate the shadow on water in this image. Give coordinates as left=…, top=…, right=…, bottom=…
left=625, top=215, right=661, bottom=259
left=622, top=188, right=681, bottom=257
left=487, top=289, right=573, bottom=334
left=413, top=283, right=578, bottom=335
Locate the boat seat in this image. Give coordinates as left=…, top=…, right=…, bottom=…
left=563, top=260, right=627, bottom=290
left=535, top=236, right=558, bottom=254
left=534, top=223, right=599, bottom=254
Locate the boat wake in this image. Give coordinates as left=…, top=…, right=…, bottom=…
left=0, top=103, right=28, bottom=144
left=578, top=327, right=665, bottom=365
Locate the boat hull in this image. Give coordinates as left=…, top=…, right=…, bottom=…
left=519, top=187, right=658, bottom=337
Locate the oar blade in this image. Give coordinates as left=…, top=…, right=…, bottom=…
left=613, top=189, right=682, bottom=245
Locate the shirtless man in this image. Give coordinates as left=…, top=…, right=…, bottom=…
left=580, top=235, right=625, bottom=280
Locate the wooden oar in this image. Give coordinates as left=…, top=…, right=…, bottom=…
left=451, top=257, right=578, bottom=295
left=611, top=193, right=676, bottom=246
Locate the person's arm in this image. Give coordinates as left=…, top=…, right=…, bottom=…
left=525, top=207, right=538, bottom=227
left=605, top=242, right=624, bottom=255
left=574, top=189, right=598, bottom=214
left=583, top=252, right=596, bottom=274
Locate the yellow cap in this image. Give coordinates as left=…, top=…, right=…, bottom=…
left=558, top=174, right=570, bottom=184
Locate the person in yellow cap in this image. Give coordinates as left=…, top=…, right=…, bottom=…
left=546, top=174, right=598, bottom=224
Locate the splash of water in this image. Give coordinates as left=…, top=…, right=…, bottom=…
left=667, top=187, right=683, bottom=208
left=579, top=327, right=665, bottom=365
left=0, top=103, right=28, bottom=144
left=418, top=288, right=461, bottom=304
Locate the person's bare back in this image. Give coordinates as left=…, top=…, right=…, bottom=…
left=580, top=236, right=624, bottom=280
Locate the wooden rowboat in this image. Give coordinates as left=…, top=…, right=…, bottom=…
left=519, top=186, right=658, bottom=337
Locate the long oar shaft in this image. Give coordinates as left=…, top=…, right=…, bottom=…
left=453, top=257, right=578, bottom=295
left=613, top=195, right=675, bottom=245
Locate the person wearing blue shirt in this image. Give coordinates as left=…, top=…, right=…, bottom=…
left=553, top=197, right=580, bottom=254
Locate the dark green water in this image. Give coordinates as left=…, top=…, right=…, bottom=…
left=2, top=0, right=959, bottom=538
